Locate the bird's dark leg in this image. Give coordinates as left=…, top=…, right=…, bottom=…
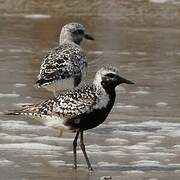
left=73, top=131, right=79, bottom=169
left=79, top=131, right=93, bottom=171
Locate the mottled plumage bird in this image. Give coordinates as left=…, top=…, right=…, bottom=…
left=6, top=66, right=134, bottom=171
left=36, top=22, right=94, bottom=95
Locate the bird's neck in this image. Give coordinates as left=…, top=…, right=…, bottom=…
left=95, top=83, right=116, bottom=111
left=104, top=86, right=116, bottom=108
left=59, top=31, right=81, bottom=45
left=93, top=78, right=116, bottom=101
left=59, top=36, right=73, bottom=45
left=59, top=29, right=72, bottom=44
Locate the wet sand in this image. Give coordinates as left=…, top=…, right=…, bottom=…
left=0, top=1, right=180, bottom=180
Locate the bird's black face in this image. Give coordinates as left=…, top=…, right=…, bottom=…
left=72, top=29, right=94, bottom=44
left=101, top=73, right=134, bottom=89
left=72, top=29, right=85, bottom=44
left=73, top=29, right=84, bottom=36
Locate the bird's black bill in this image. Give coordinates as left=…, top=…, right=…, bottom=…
left=84, top=33, right=94, bottom=40
left=119, top=76, right=134, bottom=84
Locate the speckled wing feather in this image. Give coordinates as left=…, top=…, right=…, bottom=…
left=7, top=84, right=97, bottom=120
left=36, top=43, right=87, bottom=86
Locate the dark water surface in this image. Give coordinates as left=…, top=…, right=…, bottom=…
left=0, top=1, right=180, bottom=180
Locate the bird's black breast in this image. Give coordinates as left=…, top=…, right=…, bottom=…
left=65, top=90, right=116, bottom=131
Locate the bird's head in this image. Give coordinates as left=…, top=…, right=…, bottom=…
left=59, top=22, right=94, bottom=45
left=93, top=66, right=134, bottom=90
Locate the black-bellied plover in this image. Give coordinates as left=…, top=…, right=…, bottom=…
left=36, top=22, right=94, bottom=95
left=6, top=66, right=134, bottom=171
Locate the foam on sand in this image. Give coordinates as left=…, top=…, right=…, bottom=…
left=0, top=142, right=64, bottom=151
left=131, top=160, right=161, bottom=167
left=98, top=162, right=119, bottom=167
left=0, top=120, right=46, bottom=131
left=105, top=138, right=129, bottom=145
left=24, top=14, right=51, bottom=19
left=130, top=90, right=150, bottom=95
left=0, top=159, right=15, bottom=167
left=13, top=83, right=27, bottom=88
left=149, top=0, right=170, bottom=3
left=0, top=93, right=20, bottom=98
left=48, top=160, right=66, bottom=167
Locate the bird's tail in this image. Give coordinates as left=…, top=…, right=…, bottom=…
left=4, top=104, right=38, bottom=116
left=4, top=110, right=23, bottom=115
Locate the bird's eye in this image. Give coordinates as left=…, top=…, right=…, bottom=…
left=77, top=29, right=84, bottom=34
left=73, top=29, right=84, bottom=35
left=106, top=73, right=116, bottom=78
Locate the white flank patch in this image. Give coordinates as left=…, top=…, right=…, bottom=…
left=43, top=78, right=75, bottom=92
left=39, top=116, right=70, bottom=132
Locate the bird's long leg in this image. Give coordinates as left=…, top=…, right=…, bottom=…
left=73, top=131, right=79, bottom=169
left=79, top=131, right=93, bottom=171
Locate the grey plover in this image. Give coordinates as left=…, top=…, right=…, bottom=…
left=36, top=22, right=94, bottom=95
left=6, top=66, right=134, bottom=171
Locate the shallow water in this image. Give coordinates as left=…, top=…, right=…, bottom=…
left=0, top=1, right=180, bottom=180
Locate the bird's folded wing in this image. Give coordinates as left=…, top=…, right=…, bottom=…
left=36, top=45, right=86, bottom=86
left=52, top=86, right=96, bottom=119
left=6, top=85, right=97, bottom=119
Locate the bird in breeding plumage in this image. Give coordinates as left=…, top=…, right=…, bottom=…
left=36, top=22, right=94, bottom=95
left=6, top=66, right=134, bottom=171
